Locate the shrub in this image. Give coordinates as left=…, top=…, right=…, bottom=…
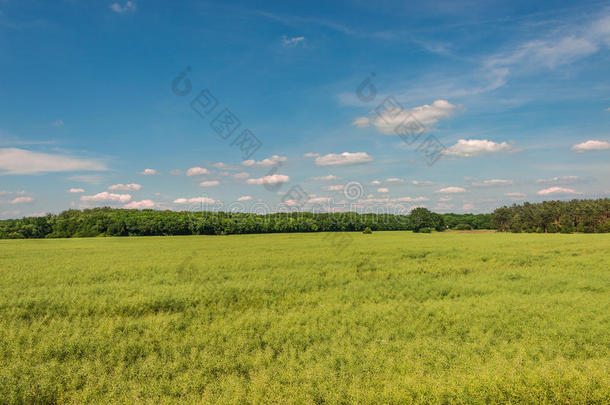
left=362, top=227, right=372, bottom=234
left=416, top=227, right=432, bottom=233
left=454, top=224, right=472, bottom=230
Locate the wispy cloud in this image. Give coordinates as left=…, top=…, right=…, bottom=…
left=0, top=148, right=107, bottom=175
left=110, top=1, right=135, bottom=14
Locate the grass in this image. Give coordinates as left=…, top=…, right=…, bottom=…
left=1, top=231, right=609, bottom=404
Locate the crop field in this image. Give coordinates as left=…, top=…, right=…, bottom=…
left=1, top=232, right=609, bottom=404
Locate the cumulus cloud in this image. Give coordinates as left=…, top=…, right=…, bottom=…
left=138, top=168, right=158, bottom=175
left=0, top=148, right=107, bottom=175
left=315, top=152, right=372, bottom=166
left=173, top=197, right=216, bottom=204
left=311, top=174, right=338, bottom=181
left=108, top=183, right=141, bottom=191
left=69, top=188, right=85, bottom=193
left=471, top=179, right=514, bottom=187
left=237, top=196, right=252, bottom=201
left=110, top=1, right=135, bottom=13
left=443, top=139, right=512, bottom=157
left=537, top=187, right=581, bottom=196
left=232, top=172, right=250, bottom=179
left=186, top=167, right=210, bottom=176
left=10, top=196, right=33, bottom=204
left=242, top=155, right=287, bottom=167
left=436, top=187, right=466, bottom=193
left=124, top=200, right=155, bottom=209
left=199, top=180, right=219, bottom=187
left=246, top=174, right=290, bottom=185
left=368, top=99, right=456, bottom=135
left=572, top=140, right=610, bottom=152
left=371, top=180, right=381, bottom=185
left=377, top=188, right=389, bottom=193
left=386, top=178, right=404, bottom=183
left=81, top=192, right=131, bottom=203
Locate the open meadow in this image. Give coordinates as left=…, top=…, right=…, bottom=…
left=1, top=231, right=609, bottom=404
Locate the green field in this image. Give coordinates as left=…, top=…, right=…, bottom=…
left=1, top=232, right=609, bottom=404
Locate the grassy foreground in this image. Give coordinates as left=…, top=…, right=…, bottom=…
left=1, top=232, right=609, bottom=404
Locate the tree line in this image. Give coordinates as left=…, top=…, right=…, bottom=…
left=0, top=207, right=494, bottom=239
left=492, top=198, right=610, bottom=233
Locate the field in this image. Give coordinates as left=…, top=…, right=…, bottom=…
left=1, top=232, right=609, bottom=404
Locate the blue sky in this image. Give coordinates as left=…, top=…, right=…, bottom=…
left=1, top=0, right=609, bottom=218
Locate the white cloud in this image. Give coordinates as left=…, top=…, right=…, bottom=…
left=352, top=117, right=370, bottom=128
left=315, top=152, right=373, bottom=166
left=471, top=179, right=514, bottom=187
left=371, top=180, right=381, bottom=185
left=303, top=152, right=320, bottom=158
left=108, top=183, right=141, bottom=191
left=311, top=174, right=338, bottom=181
left=436, top=187, right=466, bottom=193
left=536, top=176, right=580, bottom=185
left=81, top=192, right=131, bottom=203
left=139, top=168, right=158, bottom=175
left=232, top=172, right=250, bottom=179
left=412, top=180, right=435, bottom=186
left=386, top=178, right=404, bottom=183
left=0, top=148, right=107, bottom=175
left=372, top=99, right=456, bottom=135
left=308, top=197, right=331, bottom=203
left=186, top=167, right=210, bottom=176
left=323, top=185, right=344, bottom=191
left=199, top=180, right=219, bottom=187
left=237, top=196, right=252, bottom=201
left=212, top=162, right=238, bottom=170
left=281, top=35, right=305, bottom=47
left=241, top=155, right=287, bottom=167
left=10, top=196, right=33, bottom=204
left=537, top=187, right=581, bottom=196
left=246, top=174, right=290, bottom=185
left=439, top=196, right=452, bottom=202
left=505, top=192, right=526, bottom=198
left=124, top=200, right=155, bottom=209
left=462, top=203, right=475, bottom=211
left=110, top=1, right=135, bottom=13
left=572, top=140, right=610, bottom=152
left=377, top=188, right=389, bottom=193
left=69, top=188, right=85, bottom=193
left=173, top=197, right=216, bottom=204
left=443, top=139, right=512, bottom=157
left=392, top=196, right=428, bottom=202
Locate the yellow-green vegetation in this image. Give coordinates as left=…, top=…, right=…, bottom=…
left=1, top=232, right=609, bottom=404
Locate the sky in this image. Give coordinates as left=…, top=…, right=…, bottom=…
left=1, top=0, right=609, bottom=218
